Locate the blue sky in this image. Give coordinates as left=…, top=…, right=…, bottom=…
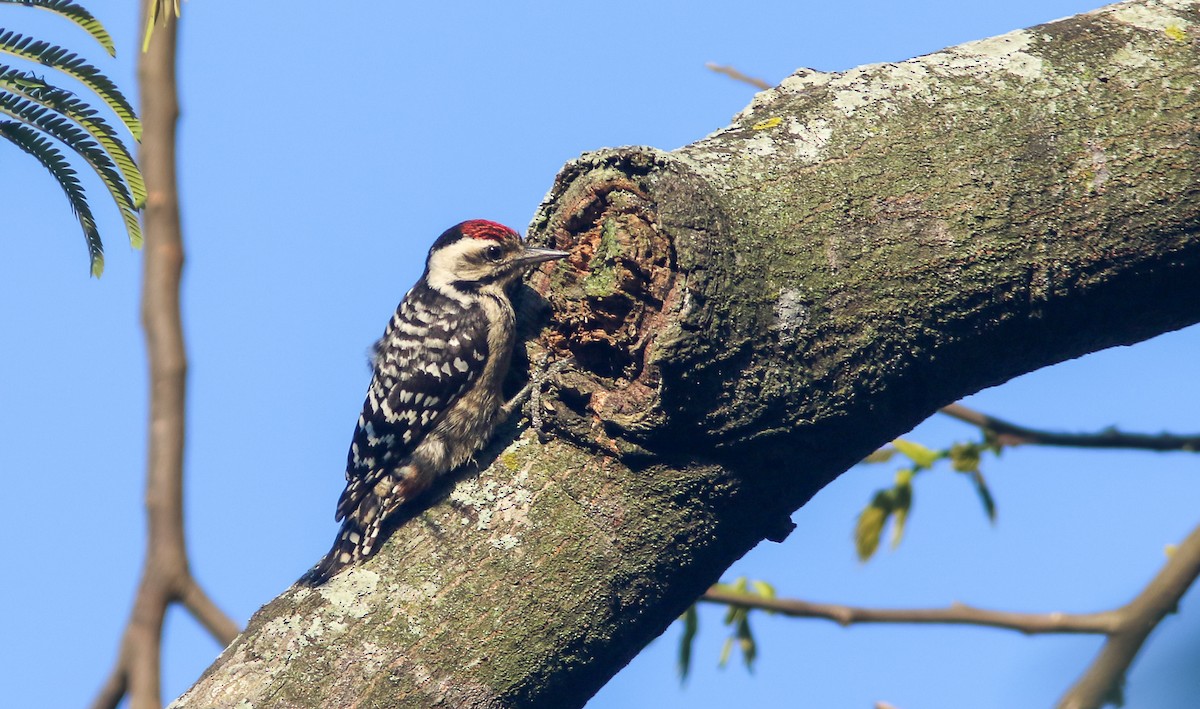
left=3, top=1, right=1198, bottom=707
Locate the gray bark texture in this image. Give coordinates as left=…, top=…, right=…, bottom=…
left=173, top=1, right=1200, bottom=707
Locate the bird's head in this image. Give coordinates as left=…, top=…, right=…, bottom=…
left=425, top=220, right=568, bottom=294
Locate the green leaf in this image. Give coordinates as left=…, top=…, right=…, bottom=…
left=890, top=476, right=913, bottom=549
left=855, top=491, right=892, bottom=561
left=718, top=636, right=733, bottom=668
left=735, top=616, right=756, bottom=671
left=719, top=577, right=748, bottom=624
left=892, top=438, right=941, bottom=469
left=0, top=0, right=116, bottom=55
left=0, top=91, right=141, bottom=248
left=1, top=0, right=142, bottom=274
left=677, top=605, right=698, bottom=681
left=969, top=469, right=997, bottom=522
left=0, top=119, right=103, bottom=274
left=949, top=441, right=982, bottom=473
left=890, top=504, right=908, bottom=549
left=862, top=446, right=897, bottom=464
left=0, top=62, right=145, bottom=207
left=725, top=605, right=749, bottom=629
left=750, top=579, right=775, bottom=601
left=0, top=28, right=141, bottom=139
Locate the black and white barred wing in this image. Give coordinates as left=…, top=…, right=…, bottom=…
left=334, top=294, right=489, bottom=522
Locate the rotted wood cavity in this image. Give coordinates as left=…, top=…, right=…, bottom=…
left=526, top=163, right=677, bottom=453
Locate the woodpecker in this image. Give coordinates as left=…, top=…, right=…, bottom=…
left=308, top=220, right=568, bottom=583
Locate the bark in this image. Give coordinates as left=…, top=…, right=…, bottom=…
left=173, top=1, right=1199, bottom=707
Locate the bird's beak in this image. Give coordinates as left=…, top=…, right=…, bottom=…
left=516, top=247, right=570, bottom=266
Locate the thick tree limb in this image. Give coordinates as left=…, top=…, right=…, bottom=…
left=92, top=7, right=238, bottom=709
left=173, top=2, right=1199, bottom=707
left=940, top=402, right=1200, bottom=451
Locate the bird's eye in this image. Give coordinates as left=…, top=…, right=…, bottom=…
left=484, top=244, right=503, bottom=261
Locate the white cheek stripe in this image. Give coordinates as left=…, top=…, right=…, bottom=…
left=426, top=238, right=493, bottom=295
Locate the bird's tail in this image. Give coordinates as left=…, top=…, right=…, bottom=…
left=301, top=466, right=428, bottom=585
left=303, top=521, right=362, bottom=585
left=302, top=497, right=385, bottom=586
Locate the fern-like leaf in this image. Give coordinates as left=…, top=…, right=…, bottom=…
left=0, top=119, right=103, bottom=275
left=0, top=62, right=144, bottom=206
left=0, top=29, right=140, bottom=138
left=0, top=0, right=115, bottom=56
left=0, top=91, right=141, bottom=249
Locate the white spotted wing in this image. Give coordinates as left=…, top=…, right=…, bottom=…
left=335, top=283, right=489, bottom=522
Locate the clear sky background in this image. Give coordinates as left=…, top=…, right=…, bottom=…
left=3, top=1, right=1198, bottom=707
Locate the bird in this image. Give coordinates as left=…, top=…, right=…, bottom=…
left=307, top=220, right=568, bottom=583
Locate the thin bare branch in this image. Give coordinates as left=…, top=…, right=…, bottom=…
left=704, top=62, right=771, bottom=90
left=179, top=577, right=240, bottom=645
left=89, top=647, right=128, bottom=709
left=1059, top=521, right=1200, bottom=709
left=703, top=519, right=1200, bottom=709
left=940, top=403, right=1200, bottom=452
left=90, top=6, right=239, bottom=709
left=700, top=589, right=1118, bottom=635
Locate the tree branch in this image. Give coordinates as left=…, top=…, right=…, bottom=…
left=91, top=7, right=238, bottom=709
left=940, top=403, right=1200, bottom=452
left=699, top=589, right=1119, bottom=635
left=91, top=646, right=129, bottom=709
left=704, top=62, right=771, bottom=90
left=179, top=577, right=241, bottom=645
left=701, top=518, right=1200, bottom=709
left=1059, top=520, right=1200, bottom=709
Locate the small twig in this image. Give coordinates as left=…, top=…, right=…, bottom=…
left=704, top=62, right=772, bottom=90
left=180, top=577, right=241, bottom=644
left=940, top=403, right=1200, bottom=452
left=700, top=589, right=1117, bottom=635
